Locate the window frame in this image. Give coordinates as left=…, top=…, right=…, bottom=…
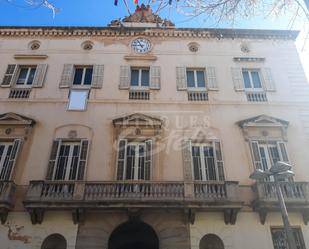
left=191, top=142, right=221, bottom=181
left=15, top=65, right=37, bottom=87
left=242, top=68, right=263, bottom=91
left=186, top=68, right=207, bottom=90
left=271, top=227, right=306, bottom=249
left=130, top=67, right=150, bottom=89
left=72, top=66, right=93, bottom=87
left=0, top=141, right=14, bottom=180
left=67, top=89, right=89, bottom=111
left=52, top=141, right=81, bottom=181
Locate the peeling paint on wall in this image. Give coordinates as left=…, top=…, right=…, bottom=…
left=5, top=223, right=32, bottom=244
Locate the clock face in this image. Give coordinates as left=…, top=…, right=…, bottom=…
left=131, top=38, right=152, bottom=54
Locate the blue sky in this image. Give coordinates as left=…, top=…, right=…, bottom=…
left=0, top=0, right=299, bottom=29
left=0, top=0, right=308, bottom=79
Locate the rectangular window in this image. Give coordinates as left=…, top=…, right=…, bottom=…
left=130, top=68, right=150, bottom=88
left=117, top=140, right=152, bottom=181
left=16, top=66, right=37, bottom=86
left=242, top=69, right=263, bottom=90
left=53, top=142, right=81, bottom=180
left=186, top=69, right=206, bottom=89
left=191, top=143, right=221, bottom=181
left=73, top=66, right=93, bottom=86
left=67, top=90, right=89, bottom=111
left=271, top=227, right=306, bottom=249
left=0, top=142, right=14, bottom=180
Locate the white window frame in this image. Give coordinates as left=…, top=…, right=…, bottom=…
left=72, top=66, right=93, bottom=87
left=123, top=141, right=147, bottom=180
left=191, top=142, right=219, bottom=181
left=0, top=142, right=13, bottom=180
left=130, top=67, right=150, bottom=89
left=67, top=89, right=89, bottom=111
left=15, top=65, right=37, bottom=87
left=52, top=141, right=80, bottom=180
left=186, top=68, right=206, bottom=90
left=242, top=68, right=263, bottom=91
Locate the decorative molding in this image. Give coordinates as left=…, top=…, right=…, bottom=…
left=14, top=54, right=48, bottom=59
left=237, top=115, right=289, bottom=128
left=0, top=113, right=36, bottom=126
left=0, top=28, right=299, bottom=41
left=124, top=55, right=157, bottom=61
left=113, top=113, right=163, bottom=129
left=233, top=57, right=265, bottom=62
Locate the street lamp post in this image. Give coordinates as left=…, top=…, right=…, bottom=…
left=250, top=161, right=298, bottom=249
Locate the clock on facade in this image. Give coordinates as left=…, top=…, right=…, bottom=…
left=131, top=38, right=152, bottom=54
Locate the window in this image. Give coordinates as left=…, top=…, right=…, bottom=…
left=186, top=69, right=206, bottom=88
left=67, top=90, right=88, bottom=111
left=130, top=68, right=150, bottom=88
left=271, top=227, right=306, bottom=249
left=46, top=139, right=89, bottom=181
left=41, top=233, right=67, bottom=249
left=0, top=140, right=20, bottom=180
left=16, top=66, right=37, bottom=86
left=52, top=142, right=81, bottom=180
left=242, top=69, right=263, bottom=90
left=117, top=140, right=152, bottom=180
left=73, top=66, right=93, bottom=86
left=0, top=142, right=14, bottom=180
left=250, top=141, right=289, bottom=173
left=191, top=142, right=225, bottom=181
left=200, top=234, right=224, bottom=249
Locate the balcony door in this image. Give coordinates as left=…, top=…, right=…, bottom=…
left=259, top=144, right=280, bottom=172
left=126, top=143, right=147, bottom=180
left=192, top=144, right=217, bottom=181
left=53, top=142, right=80, bottom=180
left=117, top=139, right=152, bottom=181
left=0, top=142, right=14, bottom=180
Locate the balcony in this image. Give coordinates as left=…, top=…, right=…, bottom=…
left=9, top=88, right=31, bottom=99
left=0, top=181, right=16, bottom=224
left=246, top=91, right=268, bottom=102
left=252, top=181, right=309, bottom=224
left=24, top=180, right=242, bottom=224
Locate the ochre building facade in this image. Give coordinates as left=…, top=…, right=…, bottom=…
left=0, top=6, right=309, bottom=249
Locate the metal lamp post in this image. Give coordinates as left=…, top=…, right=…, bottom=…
left=250, top=161, right=298, bottom=249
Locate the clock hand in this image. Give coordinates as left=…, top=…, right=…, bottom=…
left=137, top=40, right=144, bottom=48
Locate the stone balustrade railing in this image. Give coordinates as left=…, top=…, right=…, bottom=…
left=25, top=180, right=240, bottom=204
left=254, top=181, right=309, bottom=203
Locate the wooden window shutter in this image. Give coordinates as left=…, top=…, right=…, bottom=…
left=1, top=64, right=18, bottom=87
left=277, top=141, right=289, bottom=163
left=32, top=64, right=48, bottom=88
left=176, top=67, right=187, bottom=90
left=231, top=67, right=244, bottom=91
left=77, top=139, right=89, bottom=180
left=116, top=139, right=127, bottom=180
left=182, top=139, right=193, bottom=181
left=4, top=139, right=22, bottom=180
left=59, top=64, right=74, bottom=88
left=262, top=68, right=276, bottom=91
left=145, top=140, right=152, bottom=180
left=46, top=140, right=61, bottom=180
left=119, top=65, right=130, bottom=89
left=91, top=64, right=104, bottom=89
left=214, top=141, right=225, bottom=181
left=150, top=66, right=161, bottom=89
left=249, top=141, right=262, bottom=170
left=207, top=67, right=219, bottom=90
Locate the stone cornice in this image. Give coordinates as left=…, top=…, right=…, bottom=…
left=0, top=26, right=299, bottom=40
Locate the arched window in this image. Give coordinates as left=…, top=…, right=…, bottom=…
left=41, top=234, right=67, bottom=249
left=200, top=234, right=224, bottom=249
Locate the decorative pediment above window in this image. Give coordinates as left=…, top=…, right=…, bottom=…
left=237, top=115, right=289, bottom=141
left=113, top=113, right=163, bottom=138
left=0, top=112, right=35, bottom=126
left=0, top=112, right=36, bottom=139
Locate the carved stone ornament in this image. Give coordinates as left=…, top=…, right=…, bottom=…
left=188, top=42, right=199, bottom=53
left=68, top=130, right=78, bottom=139
left=5, top=128, right=12, bottom=135
left=109, top=4, right=175, bottom=27
left=240, top=42, right=250, bottom=53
